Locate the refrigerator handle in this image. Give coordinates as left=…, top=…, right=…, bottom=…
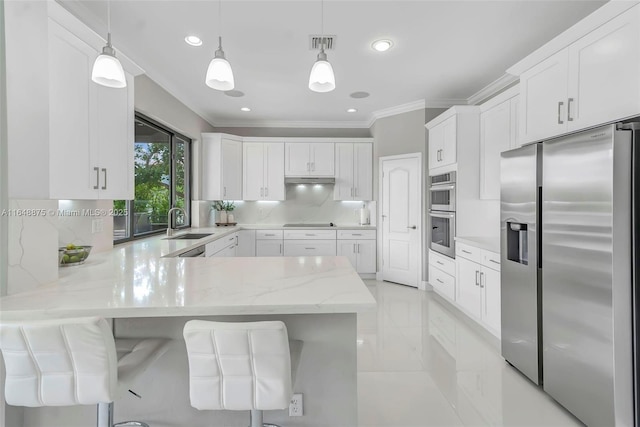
left=538, top=186, right=543, bottom=269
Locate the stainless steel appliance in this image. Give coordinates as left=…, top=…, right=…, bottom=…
left=429, top=172, right=456, bottom=258
left=429, top=172, right=456, bottom=211
left=500, top=124, right=637, bottom=427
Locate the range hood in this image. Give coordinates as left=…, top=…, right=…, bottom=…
left=285, top=177, right=335, bottom=185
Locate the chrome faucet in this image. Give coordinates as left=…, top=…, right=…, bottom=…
left=166, top=207, right=186, bottom=237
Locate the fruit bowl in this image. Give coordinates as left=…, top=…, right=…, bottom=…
left=59, top=245, right=92, bottom=267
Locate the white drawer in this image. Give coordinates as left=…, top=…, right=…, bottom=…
left=456, top=242, right=482, bottom=263
left=337, top=230, right=376, bottom=240
left=482, top=250, right=501, bottom=271
left=284, top=240, right=336, bottom=256
left=284, top=230, right=337, bottom=240
left=429, top=266, right=455, bottom=302
left=256, top=230, right=284, bottom=240
left=205, top=233, right=237, bottom=256
left=429, top=250, right=455, bottom=277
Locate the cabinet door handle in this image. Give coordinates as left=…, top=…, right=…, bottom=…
left=357, top=244, right=361, bottom=254
left=353, top=243, right=356, bottom=253
left=311, top=162, right=315, bottom=171
left=480, top=272, right=485, bottom=288
left=235, top=236, right=238, bottom=245
left=93, top=167, right=100, bottom=190
left=101, top=168, right=107, bottom=190
left=350, top=188, right=353, bottom=197
left=280, top=243, right=283, bottom=254
left=306, top=162, right=310, bottom=172
left=489, top=259, right=500, bottom=265
left=354, top=187, right=358, bottom=197
left=260, top=187, right=264, bottom=197
left=567, top=98, right=574, bottom=122
left=407, top=226, right=417, bottom=230
left=265, top=187, right=268, bottom=197
left=475, top=270, right=480, bottom=286
left=557, top=101, right=564, bottom=125
left=223, top=187, right=226, bottom=197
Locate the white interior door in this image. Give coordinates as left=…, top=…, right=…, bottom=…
left=381, top=154, right=421, bottom=287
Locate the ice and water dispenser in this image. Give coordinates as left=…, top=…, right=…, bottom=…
left=507, top=222, right=528, bottom=265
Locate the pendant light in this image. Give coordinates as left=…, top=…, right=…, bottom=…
left=91, top=1, right=127, bottom=88
left=308, top=0, right=335, bottom=93
left=205, top=0, right=235, bottom=91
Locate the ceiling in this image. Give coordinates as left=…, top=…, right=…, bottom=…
left=60, top=0, right=606, bottom=128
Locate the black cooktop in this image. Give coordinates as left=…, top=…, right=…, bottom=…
left=283, top=223, right=335, bottom=227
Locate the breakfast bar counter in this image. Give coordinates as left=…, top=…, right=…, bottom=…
left=0, top=233, right=375, bottom=427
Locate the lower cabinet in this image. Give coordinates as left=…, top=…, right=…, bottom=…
left=456, top=247, right=501, bottom=336
left=284, top=240, right=336, bottom=256
left=256, top=240, right=283, bottom=256
left=337, top=240, right=376, bottom=273
left=206, top=233, right=237, bottom=257
left=236, top=230, right=256, bottom=257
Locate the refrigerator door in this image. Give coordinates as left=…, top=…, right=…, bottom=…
left=542, top=124, right=633, bottom=427
left=500, top=143, right=541, bottom=385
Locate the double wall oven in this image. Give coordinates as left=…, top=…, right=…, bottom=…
left=428, top=172, right=456, bottom=258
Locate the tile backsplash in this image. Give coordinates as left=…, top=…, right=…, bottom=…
left=193, top=184, right=375, bottom=226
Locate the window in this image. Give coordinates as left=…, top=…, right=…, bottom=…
left=113, top=114, right=191, bottom=242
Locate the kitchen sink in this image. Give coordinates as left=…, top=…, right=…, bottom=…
left=166, top=233, right=213, bottom=240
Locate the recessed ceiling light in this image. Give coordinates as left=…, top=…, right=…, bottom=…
left=184, top=35, right=203, bottom=47
left=350, top=91, right=370, bottom=99
left=240, top=107, right=251, bottom=112
left=347, top=108, right=357, bottom=113
left=372, top=39, right=393, bottom=52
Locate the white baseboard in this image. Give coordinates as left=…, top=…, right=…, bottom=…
left=359, top=273, right=376, bottom=280
left=375, top=272, right=383, bottom=281
left=419, top=280, right=432, bottom=291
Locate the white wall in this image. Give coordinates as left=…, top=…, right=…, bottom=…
left=370, top=108, right=446, bottom=281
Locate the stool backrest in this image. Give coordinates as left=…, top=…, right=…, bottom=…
left=183, top=320, right=292, bottom=411
left=0, top=317, right=117, bottom=407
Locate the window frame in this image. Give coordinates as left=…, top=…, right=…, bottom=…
left=114, top=112, right=192, bottom=244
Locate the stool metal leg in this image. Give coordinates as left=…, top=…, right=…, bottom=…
left=249, top=409, right=281, bottom=427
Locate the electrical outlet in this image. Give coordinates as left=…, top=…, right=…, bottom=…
left=92, top=218, right=104, bottom=234
left=289, top=393, right=303, bottom=417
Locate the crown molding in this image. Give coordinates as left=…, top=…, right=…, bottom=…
left=467, top=73, right=519, bottom=106
left=212, top=119, right=372, bottom=129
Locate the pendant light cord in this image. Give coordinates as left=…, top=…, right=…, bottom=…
left=321, top=0, right=324, bottom=45
left=218, top=0, right=222, bottom=39
left=106, top=1, right=112, bottom=46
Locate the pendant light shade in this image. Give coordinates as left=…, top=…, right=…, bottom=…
left=308, top=48, right=335, bottom=93
left=205, top=37, right=235, bottom=91
left=92, top=3, right=126, bottom=89
left=92, top=36, right=127, bottom=88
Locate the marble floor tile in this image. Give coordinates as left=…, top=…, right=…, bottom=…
left=358, top=280, right=583, bottom=427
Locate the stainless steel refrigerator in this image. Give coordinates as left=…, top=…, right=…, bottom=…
left=500, top=123, right=638, bottom=427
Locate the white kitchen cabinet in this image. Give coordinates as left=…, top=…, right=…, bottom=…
left=243, top=142, right=285, bottom=201
left=456, top=247, right=501, bottom=336
left=337, top=239, right=376, bottom=274
left=428, top=116, right=457, bottom=169
left=567, top=6, right=640, bottom=131
left=201, top=134, right=243, bottom=201
left=479, top=87, right=519, bottom=200
left=284, top=240, right=336, bottom=256
left=48, top=19, right=134, bottom=200
left=334, top=143, right=373, bottom=201
left=518, top=4, right=640, bottom=144
left=426, top=107, right=480, bottom=174
left=206, top=233, right=237, bottom=257
left=285, top=143, right=334, bottom=176
left=236, top=230, right=256, bottom=257
left=256, top=240, right=283, bottom=256
left=457, top=257, right=482, bottom=318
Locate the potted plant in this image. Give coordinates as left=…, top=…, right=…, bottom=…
left=213, top=201, right=235, bottom=224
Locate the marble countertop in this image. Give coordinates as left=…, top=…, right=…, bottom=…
left=0, top=227, right=377, bottom=320
left=455, top=236, right=501, bottom=253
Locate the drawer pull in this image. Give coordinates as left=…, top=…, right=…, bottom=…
left=489, top=259, right=500, bottom=265
left=461, top=249, right=472, bottom=254
left=305, top=247, right=315, bottom=250
left=436, top=261, right=444, bottom=265
left=436, top=279, right=444, bottom=284
left=265, top=234, right=275, bottom=236
left=305, top=234, right=316, bottom=236
left=352, top=233, right=362, bottom=236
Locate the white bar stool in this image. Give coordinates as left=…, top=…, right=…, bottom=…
left=0, top=317, right=170, bottom=427
left=183, top=320, right=302, bottom=427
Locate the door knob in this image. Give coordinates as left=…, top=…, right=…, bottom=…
left=407, top=226, right=417, bottom=229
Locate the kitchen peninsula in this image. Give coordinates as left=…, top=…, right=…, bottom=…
left=0, top=231, right=376, bottom=426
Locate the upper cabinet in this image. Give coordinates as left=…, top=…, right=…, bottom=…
left=479, top=86, right=519, bottom=200
left=243, top=142, right=285, bottom=201
left=48, top=19, right=134, bottom=200
left=518, top=5, right=640, bottom=144
left=285, top=143, right=334, bottom=177
left=334, top=143, right=373, bottom=201
left=426, top=107, right=480, bottom=173
left=200, top=133, right=243, bottom=200
left=6, top=2, right=139, bottom=199
left=428, top=116, right=457, bottom=169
